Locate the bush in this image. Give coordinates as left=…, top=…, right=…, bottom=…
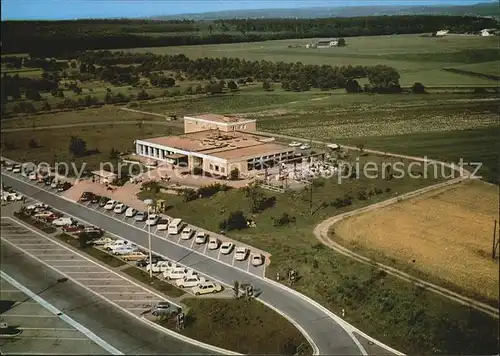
left=220, top=210, right=247, bottom=231
left=197, top=183, right=229, bottom=198
left=273, top=213, right=296, bottom=227
left=181, top=188, right=198, bottom=202
left=411, top=82, right=426, bottom=94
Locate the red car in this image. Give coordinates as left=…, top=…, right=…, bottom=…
left=42, top=213, right=62, bottom=222
left=62, top=224, right=85, bottom=233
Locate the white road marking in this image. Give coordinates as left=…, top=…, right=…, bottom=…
left=231, top=254, right=236, bottom=266
left=2, top=314, right=58, bottom=318
left=246, top=258, right=251, bottom=272
left=0, top=270, right=123, bottom=355
left=87, top=285, right=132, bottom=288
left=217, top=249, right=221, bottom=260
left=202, top=243, right=208, bottom=254
left=11, top=336, right=90, bottom=341
left=19, top=327, right=76, bottom=331
left=73, top=278, right=123, bottom=281
left=189, top=238, right=195, bottom=249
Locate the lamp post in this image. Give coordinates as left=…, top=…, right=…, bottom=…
left=143, top=198, right=154, bottom=279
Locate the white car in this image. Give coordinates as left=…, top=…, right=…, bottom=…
left=92, top=236, right=115, bottom=245
left=50, top=180, right=59, bottom=189
left=195, top=232, right=208, bottom=244
left=193, top=281, right=223, bottom=295
left=125, top=207, right=137, bottom=217
left=104, top=200, right=117, bottom=210
left=300, top=144, right=311, bottom=150
left=251, top=253, right=265, bottom=266
left=288, top=141, right=302, bottom=147
left=163, top=266, right=193, bottom=280
left=113, top=203, right=127, bottom=214
left=234, top=247, right=249, bottom=261
left=208, top=237, right=220, bottom=250
left=12, top=165, right=21, bottom=173
left=180, top=227, right=194, bottom=240
left=113, top=245, right=138, bottom=255
left=146, top=214, right=160, bottom=226
left=157, top=218, right=170, bottom=231
left=52, top=217, right=74, bottom=227
left=135, top=211, right=147, bottom=221
left=104, top=239, right=128, bottom=251
left=147, top=261, right=177, bottom=273
left=176, top=275, right=206, bottom=288
left=220, top=242, right=235, bottom=255
left=26, top=202, right=48, bottom=211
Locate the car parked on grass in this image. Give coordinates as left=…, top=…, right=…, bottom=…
left=99, top=196, right=110, bottom=207
left=220, top=242, right=235, bottom=255
left=180, top=227, right=194, bottom=240
left=113, top=245, right=139, bottom=255
left=193, top=281, right=223, bottom=295
left=125, top=207, right=137, bottom=217
left=208, top=237, right=220, bottom=250
left=163, top=266, right=193, bottom=281
left=176, top=275, right=207, bottom=288
left=122, top=251, right=147, bottom=261
left=146, top=214, right=160, bottom=226
left=235, top=247, right=249, bottom=261
left=195, top=232, right=208, bottom=244
left=157, top=218, right=170, bottom=231
left=113, top=203, right=127, bottom=214
left=52, top=217, right=75, bottom=227
left=134, top=211, right=147, bottom=222
left=251, top=253, right=265, bottom=266
left=104, top=200, right=117, bottom=210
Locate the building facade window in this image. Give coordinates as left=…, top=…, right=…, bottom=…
left=221, top=167, right=225, bottom=173
left=209, top=164, right=214, bottom=170
left=215, top=165, right=220, bottom=172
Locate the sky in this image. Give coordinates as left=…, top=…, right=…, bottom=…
left=1, top=0, right=490, bottom=20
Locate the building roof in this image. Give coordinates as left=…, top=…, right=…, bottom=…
left=137, top=130, right=292, bottom=162
left=186, top=114, right=254, bottom=124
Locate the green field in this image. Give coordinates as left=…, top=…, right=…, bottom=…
left=451, top=60, right=500, bottom=76
left=121, top=34, right=499, bottom=86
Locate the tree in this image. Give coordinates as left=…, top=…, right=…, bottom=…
left=181, top=188, right=198, bottom=202
left=337, top=37, right=346, bottom=46
left=230, top=167, right=240, bottom=180
left=220, top=210, right=247, bottom=231
left=41, top=101, right=51, bottom=111
left=367, top=65, right=400, bottom=89
left=227, top=80, right=238, bottom=91
left=299, top=81, right=310, bottom=91
left=233, top=281, right=240, bottom=299
left=262, top=81, right=271, bottom=91
left=411, top=82, right=426, bottom=94
left=290, top=81, right=300, bottom=92
left=136, top=90, right=149, bottom=101
left=281, top=81, right=290, bottom=90
left=165, top=77, right=176, bottom=87
left=25, top=89, right=41, bottom=101
left=345, top=79, right=362, bottom=93
left=208, top=24, right=213, bottom=35
left=109, top=148, right=120, bottom=160
left=71, top=86, right=82, bottom=95
left=205, top=82, right=223, bottom=95
left=68, top=136, right=87, bottom=157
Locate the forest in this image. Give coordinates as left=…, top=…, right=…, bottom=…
left=2, top=15, right=497, bottom=55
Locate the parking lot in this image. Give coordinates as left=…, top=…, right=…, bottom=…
left=0, top=275, right=113, bottom=355
left=0, top=219, right=176, bottom=318
left=2, top=162, right=268, bottom=280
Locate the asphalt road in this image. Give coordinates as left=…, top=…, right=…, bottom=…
left=0, top=240, right=211, bottom=355
left=2, top=172, right=364, bottom=355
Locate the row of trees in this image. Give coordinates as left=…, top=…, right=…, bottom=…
left=3, top=15, right=496, bottom=55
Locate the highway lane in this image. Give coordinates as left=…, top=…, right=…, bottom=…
left=2, top=173, right=364, bottom=355
left=0, top=240, right=211, bottom=355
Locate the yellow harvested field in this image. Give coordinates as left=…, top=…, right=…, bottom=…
left=332, top=179, right=499, bottom=301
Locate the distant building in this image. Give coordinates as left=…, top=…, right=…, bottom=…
left=316, top=39, right=339, bottom=48
left=436, top=30, right=449, bottom=37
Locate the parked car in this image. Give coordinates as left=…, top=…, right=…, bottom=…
left=12, top=165, right=22, bottom=173
left=180, top=227, right=194, bottom=240
left=122, top=251, right=147, bottom=261
left=52, top=217, right=75, bottom=227
left=34, top=210, right=56, bottom=219
left=288, top=141, right=302, bottom=147
left=235, top=247, right=249, bottom=261
left=92, top=236, right=115, bottom=246
left=151, top=302, right=172, bottom=316
left=168, top=218, right=184, bottom=235
left=163, top=266, right=193, bottom=281
left=113, top=245, right=138, bottom=255
left=99, top=196, right=110, bottom=207
left=195, top=232, right=208, bottom=244
left=193, top=281, right=223, bottom=295
left=62, top=224, right=85, bottom=233
left=208, top=237, right=221, bottom=250
left=300, top=144, right=311, bottom=150
left=79, top=191, right=94, bottom=202
left=136, top=255, right=164, bottom=267
left=26, top=203, right=48, bottom=212
left=157, top=218, right=170, bottom=231
left=5, top=163, right=14, bottom=171
left=28, top=171, right=37, bottom=180
left=147, top=261, right=177, bottom=273
left=176, top=275, right=207, bottom=288
left=135, top=211, right=147, bottom=222
left=220, top=242, right=235, bottom=255
left=57, top=182, right=72, bottom=192
left=113, top=203, right=127, bottom=214
left=90, top=195, right=101, bottom=204
left=146, top=214, right=160, bottom=226
left=104, top=239, right=127, bottom=250
left=104, top=200, right=117, bottom=210
left=125, top=207, right=137, bottom=217
left=50, top=180, right=59, bottom=189
left=251, top=253, right=265, bottom=266
left=44, top=176, right=55, bottom=186
left=42, top=213, right=61, bottom=223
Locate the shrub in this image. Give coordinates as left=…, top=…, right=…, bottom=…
left=181, top=188, right=198, bottom=202
left=273, top=213, right=296, bottom=227
left=197, top=183, right=229, bottom=198
left=220, top=210, right=247, bottom=231
left=411, top=82, right=426, bottom=94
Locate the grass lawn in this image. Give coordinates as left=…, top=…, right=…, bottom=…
left=122, top=266, right=185, bottom=298
left=1, top=121, right=182, bottom=173
left=54, top=233, right=125, bottom=268
left=157, top=298, right=312, bottom=355
left=1, top=67, right=43, bottom=78
left=335, top=127, right=500, bottom=184
left=1, top=105, right=169, bottom=130
left=332, top=179, right=499, bottom=303
left=451, top=60, right=500, bottom=76
left=120, top=34, right=498, bottom=86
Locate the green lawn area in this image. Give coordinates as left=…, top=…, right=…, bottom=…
left=158, top=298, right=312, bottom=355
left=120, top=34, right=498, bottom=86
left=1, top=67, right=43, bottom=78
left=451, top=60, right=500, bottom=76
